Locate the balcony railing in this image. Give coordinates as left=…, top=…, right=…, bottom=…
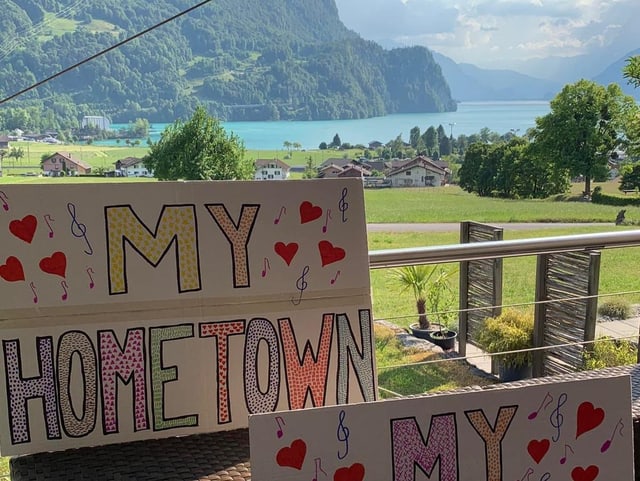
left=367, top=229, right=640, bottom=397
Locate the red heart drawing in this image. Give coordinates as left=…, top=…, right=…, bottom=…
left=276, top=438, right=306, bottom=470
left=334, top=463, right=365, bottom=481
left=9, top=215, right=37, bottom=244
left=274, top=242, right=299, bottom=266
left=576, top=401, right=605, bottom=439
left=0, top=256, right=25, bottom=282
left=299, top=201, right=322, bottom=224
left=571, top=465, right=599, bottom=481
left=319, top=240, right=346, bottom=267
left=39, top=251, right=67, bottom=278
left=527, top=439, right=550, bottom=464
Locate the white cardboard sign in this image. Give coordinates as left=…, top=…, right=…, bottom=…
left=249, top=375, right=634, bottom=481
left=0, top=179, right=375, bottom=455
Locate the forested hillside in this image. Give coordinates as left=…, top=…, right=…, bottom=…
left=0, top=0, right=456, bottom=130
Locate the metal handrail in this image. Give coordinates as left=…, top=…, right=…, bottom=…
left=368, top=229, right=640, bottom=268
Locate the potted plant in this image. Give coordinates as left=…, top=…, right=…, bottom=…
left=392, top=265, right=458, bottom=350
left=476, top=309, right=534, bottom=382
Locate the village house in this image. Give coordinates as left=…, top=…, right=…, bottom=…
left=0, top=135, right=10, bottom=150
left=41, top=152, right=91, bottom=176
left=386, top=155, right=447, bottom=187
left=254, top=158, right=290, bottom=180
left=114, top=157, right=152, bottom=177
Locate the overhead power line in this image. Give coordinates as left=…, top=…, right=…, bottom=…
left=0, top=0, right=214, bottom=106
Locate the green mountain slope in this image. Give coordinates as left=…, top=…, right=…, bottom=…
left=0, top=0, right=456, bottom=129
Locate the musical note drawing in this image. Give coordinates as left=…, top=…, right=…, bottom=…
left=560, top=444, right=574, bottom=464
left=0, top=191, right=8, bottom=211
left=518, top=467, right=533, bottom=481
left=330, top=270, right=341, bottom=285
left=60, top=280, right=69, bottom=301
left=274, top=206, right=286, bottom=224
left=67, top=202, right=93, bottom=255
left=291, top=265, right=309, bottom=306
left=275, top=416, right=285, bottom=438
left=312, top=457, right=327, bottom=481
left=337, top=409, right=350, bottom=460
left=549, top=392, right=567, bottom=442
left=261, top=257, right=271, bottom=277
left=44, top=214, right=55, bottom=238
left=529, top=391, right=553, bottom=420
left=86, top=267, right=95, bottom=289
left=338, top=188, right=349, bottom=223
left=322, top=209, right=332, bottom=233
left=29, top=282, right=38, bottom=304
left=601, top=418, right=624, bottom=453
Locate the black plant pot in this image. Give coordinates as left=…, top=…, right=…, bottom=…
left=498, top=363, right=532, bottom=382
left=410, top=324, right=457, bottom=351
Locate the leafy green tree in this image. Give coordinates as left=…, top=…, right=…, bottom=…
left=623, top=56, right=640, bottom=88
left=302, top=155, right=317, bottom=179
left=283, top=141, right=293, bottom=156
left=409, top=126, right=421, bottom=148
left=330, top=133, right=342, bottom=148
left=144, top=106, right=251, bottom=181
left=421, top=126, right=438, bottom=157
left=531, top=80, right=638, bottom=195
left=7, top=147, right=24, bottom=167
left=619, top=164, right=640, bottom=191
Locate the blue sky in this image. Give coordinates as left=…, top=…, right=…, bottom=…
left=334, top=0, right=639, bottom=69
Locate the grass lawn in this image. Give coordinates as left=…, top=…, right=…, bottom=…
left=375, top=324, right=496, bottom=398
left=363, top=184, right=640, bottom=223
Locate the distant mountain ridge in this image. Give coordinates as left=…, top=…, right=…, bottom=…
left=432, top=52, right=562, bottom=101
left=593, top=49, right=640, bottom=99
left=0, top=0, right=456, bottom=126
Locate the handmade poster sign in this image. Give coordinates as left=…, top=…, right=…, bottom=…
left=250, top=375, right=634, bottom=481
left=0, top=179, right=376, bottom=455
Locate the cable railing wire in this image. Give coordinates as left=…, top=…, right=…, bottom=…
left=0, top=0, right=215, bottom=106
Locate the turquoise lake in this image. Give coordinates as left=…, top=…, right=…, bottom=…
left=108, top=101, right=551, bottom=151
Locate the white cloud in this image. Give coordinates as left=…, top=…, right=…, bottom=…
left=333, top=0, right=640, bottom=69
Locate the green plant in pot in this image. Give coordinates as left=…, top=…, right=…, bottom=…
left=476, top=309, right=534, bottom=382
left=392, top=265, right=458, bottom=350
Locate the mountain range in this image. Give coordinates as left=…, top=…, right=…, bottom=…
left=0, top=0, right=455, bottom=127
left=432, top=49, right=640, bottom=102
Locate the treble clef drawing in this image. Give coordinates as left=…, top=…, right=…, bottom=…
left=337, top=409, right=350, bottom=459
left=291, top=265, right=310, bottom=305
left=550, top=392, right=567, bottom=442
left=67, top=202, right=94, bottom=255
left=338, top=187, right=349, bottom=223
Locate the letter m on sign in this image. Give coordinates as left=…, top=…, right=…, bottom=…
left=105, top=205, right=201, bottom=294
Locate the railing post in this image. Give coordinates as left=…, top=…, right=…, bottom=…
left=533, top=254, right=548, bottom=377
left=458, top=221, right=503, bottom=361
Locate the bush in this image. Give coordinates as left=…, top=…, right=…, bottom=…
left=476, top=309, right=534, bottom=368
left=592, top=186, right=640, bottom=206
left=598, top=299, right=631, bottom=320
left=583, top=336, right=636, bottom=370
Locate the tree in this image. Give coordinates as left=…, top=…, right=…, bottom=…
left=7, top=147, right=24, bottom=168
left=283, top=140, right=292, bottom=156
left=330, top=133, right=341, bottom=148
left=421, top=126, right=438, bottom=157
left=531, top=80, right=638, bottom=196
left=619, top=164, right=640, bottom=191
left=409, top=126, right=421, bottom=148
left=302, top=155, right=317, bottom=179
left=144, top=106, right=252, bottom=181
left=623, top=56, right=640, bottom=88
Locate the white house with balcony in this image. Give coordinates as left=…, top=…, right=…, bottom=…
left=386, top=156, right=447, bottom=187
left=254, top=158, right=290, bottom=180
left=114, top=157, right=152, bottom=177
